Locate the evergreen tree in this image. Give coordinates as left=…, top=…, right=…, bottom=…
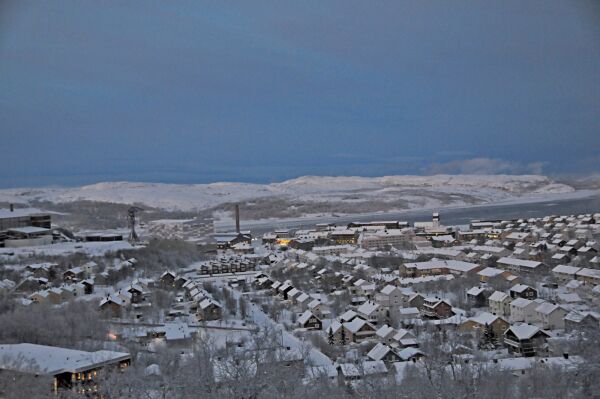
left=327, top=327, right=335, bottom=345
left=339, top=324, right=347, bottom=346
left=479, top=323, right=498, bottom=350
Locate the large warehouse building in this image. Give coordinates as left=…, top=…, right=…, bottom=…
left=0, top=206, right=52, bottom=247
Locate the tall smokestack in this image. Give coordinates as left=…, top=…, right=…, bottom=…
left=9, top=204, right=14, bottom=212
left=235, top=204, right=240, bottom=234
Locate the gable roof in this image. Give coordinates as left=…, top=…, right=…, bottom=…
left=506, top=323, right=548, bottom=340
left=488, top=291, right=509, bottom=302
left=367, top=343, right=395, bottom=361
left=298, top=310, right=318, bottom=326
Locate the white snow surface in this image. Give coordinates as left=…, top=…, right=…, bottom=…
left=0, top=175, right=575, bottom=212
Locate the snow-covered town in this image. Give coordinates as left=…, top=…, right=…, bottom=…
left=3, top=1, right=599, bottom=398
left=1, top=201, right=600, bottom=397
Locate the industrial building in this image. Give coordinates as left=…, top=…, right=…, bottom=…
left=0, top=206, right=52, bottom=247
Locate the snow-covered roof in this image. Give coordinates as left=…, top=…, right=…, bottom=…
left=398, top=347, right=424, bottom=361
left=576, top=268, right=600, bottom=279
left=367, top=343, right=394, bottom=361
left=403, top=259, right=479, bottom=273
left=0, top=344, right=130, bottom=375
left=552, top=265, right=581, bottom=275
left=488, top=291, right=509, bottom=302
left=376, top=324, right=396, bottom=339
left=477, top=267, right=504, bottom=277
left=8, top=226, right=50, bottom=234
left=467, top=312, right=504, bottom=326
left=466, top=287, right=486, bottom=296
left=296, top=293, right=310, bottom=303
left=507, top=324, right=545, bottom=340
left=344, top=317, right=372, bottom=333
left=398, top=307, right=420, bottom=315
left=307, top=299, right=322, bottom=309
left=534, top=302, right=565, bottom=316
left=510, top=298, right=533, bottom=309
left=340, top=309, right=358, bottom=322
left=498, top=257, right=543, bottom=269
left=357, top=301, right=380, bottom=316
left=361, top=360, right=388, bottom=375
left=380, top=284, right=398, bottom=295
left=298, top=310, right=317, bottom=326
left=510, top=284, right=534, bottom=293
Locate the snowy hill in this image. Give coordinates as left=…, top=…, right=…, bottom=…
left=0, top=175, right=576, bottom=213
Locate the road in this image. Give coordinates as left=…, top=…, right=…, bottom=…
left=227, top=287, right=333, bottom=366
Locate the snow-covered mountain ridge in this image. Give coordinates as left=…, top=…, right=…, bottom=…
left=0, top=175, right=576, bottom=213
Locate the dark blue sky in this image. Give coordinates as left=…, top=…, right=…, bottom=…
left=1, top=1, right=599, bottom=188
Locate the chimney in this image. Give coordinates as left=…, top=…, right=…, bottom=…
left=9, top=204, right=14, bottom=212
left=235, top=204, right=240, bottom=234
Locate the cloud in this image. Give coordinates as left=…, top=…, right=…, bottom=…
left=424, top=158, right=547, bottom=175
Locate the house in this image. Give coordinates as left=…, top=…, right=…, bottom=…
left=402, top=259, right=481, bottom=277
left=397, top=347, right=425, bottom=362
left=375, top=285, right=406, bottom=308
left=366, top=343, right=401, bottom=363
left=63, top=267, right=85, bottom=283
left=391, top=329, right=418, bottom=348
left=277, top=282, right=294, bottom=300
left=46, top=288, right=64, bottom=304
left=356, top=301, right=386, bottom=324
left=328, top=229, right=359, bottom=245
left=421, top=297, right=454, bottom=319
left=79, top=279, right=94, bottom=295
left=459, top=312, right=510, bottom=338
left=575, top=268, right=600, bottom=286
left=337, top=361, right=387, bottom=384
left=99, top=296, right=126, bottom=317
left=375, top=324, right=396, bottom=344
left=342, top=318, right=377, bottom=343
left=197, top=299, right=222, bottom=321
left=29, top=290, right=50, bottom=304
left=551, top=265, right=581, bottom=283
left=0, top=279, right=15, bottom=294
left=395, top=307, right=421, bottom=324
left=297, top=310, right=322, bottom=330
left=326, top=321, right=345, bottom=344
left=466, top=287, right=489, bottom=307
left=14, top=277, right=48, bottom=292
left=509, top=284, right=538, bottom=300
left=296, top=292, right=311, bottom=307
left=127, top=284, right=146, bottom=304
left=307, top=299, right=329, bottom=318
left=496, top=257, right=547, bottom=274
left=0, top=343, right=130, bottom=394
left=564, top=311, right=600, bottom=332
left=287, top=287, right=301, bottom=301
left=509, top=298, right=538, bottom=323
left=533, top=303, right=568, bottom=330
left=477, top=267, right=513, bottom=283
left=339, top=309, right=360, bottom=323
left=503, top=324, right=550, bottom=357
left=488, top=291, right=511, bottom=317
left=407, top=293, right=425, bottom=309
left=159, top=271, right=177, bottom=288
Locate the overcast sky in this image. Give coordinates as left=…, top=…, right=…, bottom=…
left=1, top=1, right=599, bottom=188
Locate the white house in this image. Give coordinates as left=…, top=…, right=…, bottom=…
left=375, top=285, right=405, bottom=308
left=533, top=303, right=568, bottom=330
left=488, top=291, right=512, bottom=317
left=510, top=298, right=538, bottom=323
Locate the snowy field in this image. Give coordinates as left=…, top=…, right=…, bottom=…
left=0, top=241, right=135, bottom=258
